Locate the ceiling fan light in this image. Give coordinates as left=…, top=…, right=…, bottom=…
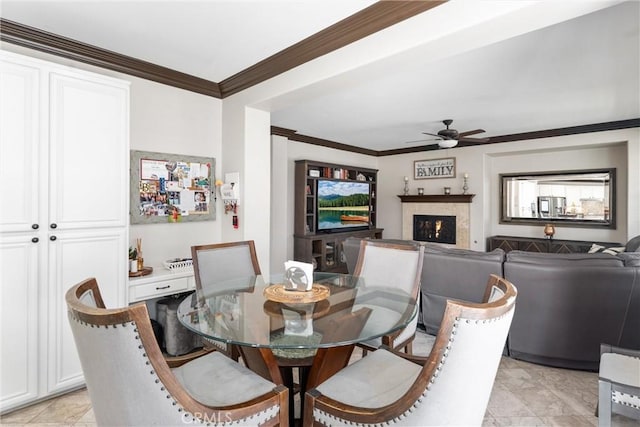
left=438, top=139, right=458, bottom=149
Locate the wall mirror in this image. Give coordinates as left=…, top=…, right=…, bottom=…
left=130, top=150, right=216, bottom=224
left=500, top=168, right=615, bottom=228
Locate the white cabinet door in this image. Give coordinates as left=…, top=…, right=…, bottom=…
left=0, top=235, right=41, bottom=410
left=48, top=72, right=129, bottom=231
left=0, top=58, right=42, bottom=234
left=0, top=51, right=129, bottom=410
left=46, top=228, right=127, bottom=393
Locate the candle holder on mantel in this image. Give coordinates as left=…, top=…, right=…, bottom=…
left=403, top=176, right=410, bottom=196
left=462, top=173, right=469, bottom=195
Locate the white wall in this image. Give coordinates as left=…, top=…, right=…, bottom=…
left=128, top=80, right=222, bottom=266
left=3, top=44, right=224, bottom=267
left=377, top=128, right=639, bottom=250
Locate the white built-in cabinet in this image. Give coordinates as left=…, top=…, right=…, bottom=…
left=0, top=51, right=129, bottom=413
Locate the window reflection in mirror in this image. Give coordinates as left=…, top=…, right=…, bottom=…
left=500, top=169, right=615, bottom=228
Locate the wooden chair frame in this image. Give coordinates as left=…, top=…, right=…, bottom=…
left=190, top=240, right=261, bottom=360
left=66, top=278, right=288, bottom=426
left=303, top=274, right=516, bottom=425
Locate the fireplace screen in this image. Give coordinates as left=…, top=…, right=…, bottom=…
left=413, top=215, right=456, bottom=244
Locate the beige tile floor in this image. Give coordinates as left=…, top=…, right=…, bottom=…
left=2, top=330, right=637, bottom=426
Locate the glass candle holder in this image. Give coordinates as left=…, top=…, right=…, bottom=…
left=444, top=187, right=451, bottom=195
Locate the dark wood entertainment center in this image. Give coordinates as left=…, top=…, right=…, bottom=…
left=294, top=160, right=383, bottom=272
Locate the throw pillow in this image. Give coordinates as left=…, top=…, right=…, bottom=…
left=588, top=243, right=626, bottom=255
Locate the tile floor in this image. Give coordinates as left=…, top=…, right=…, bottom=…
left=1, top=330, right=636, bottom=426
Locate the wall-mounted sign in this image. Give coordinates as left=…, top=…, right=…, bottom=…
left=414, top=157, right=456, bottom=180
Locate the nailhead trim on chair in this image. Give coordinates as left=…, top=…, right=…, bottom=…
left=612, top=391, right=640, bottom=410
left=69, top=314, right=280, bottom=426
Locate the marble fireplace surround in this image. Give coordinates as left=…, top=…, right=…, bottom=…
left=399, top=195, right=474, bottom=249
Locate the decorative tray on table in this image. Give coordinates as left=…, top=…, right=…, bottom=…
left=263, top=283, right=330, bottom=303
left=129, top=266, right=153, bottom=277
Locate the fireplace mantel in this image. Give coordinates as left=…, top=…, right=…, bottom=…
left=398, top=194, right=475, bottom=203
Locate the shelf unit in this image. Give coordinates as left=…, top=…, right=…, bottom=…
left=294, top=160, right=382, bottom=272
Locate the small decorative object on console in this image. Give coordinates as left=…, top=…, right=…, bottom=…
left=136, top=238, right=144, bottom=270
left=543, top=223, right=556, bottom=239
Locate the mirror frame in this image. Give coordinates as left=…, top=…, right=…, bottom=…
left=500, top=168, right=616, bottom=229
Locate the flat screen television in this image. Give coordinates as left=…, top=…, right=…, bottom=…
left=316, top=180, right=371, bottom=233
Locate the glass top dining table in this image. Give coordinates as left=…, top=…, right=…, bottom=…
left=176, top=272, right=417, bottom=353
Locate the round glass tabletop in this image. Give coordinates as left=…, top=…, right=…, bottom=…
left=177, top=272, right=417, bottom=350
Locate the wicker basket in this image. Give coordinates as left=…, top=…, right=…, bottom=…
left=163, top=258, right=193, bottom=272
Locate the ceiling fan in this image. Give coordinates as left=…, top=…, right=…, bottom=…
left=409, top=119, right=490, bottom=148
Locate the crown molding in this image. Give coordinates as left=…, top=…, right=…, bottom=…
left=0, top=18, right=222, bottom=97
left=485, top=118, right=640, bottom=144
left=0, top=1, right=444, bottom=99
left=271, top=126, right=378, bottom=156
left=219, top=1, right=446, bottom=97
left=274, top=119, right=640, bottom=157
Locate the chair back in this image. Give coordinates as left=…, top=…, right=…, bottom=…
left=353, top=240, right=424, bottom=296
left=66, top=277, right=286, bottom=426
left=405, top=274, right=517, bottom=426
left=191, top=241, right=261, bottom=298
left=66, top=278, right=197, bottom=425
left=353, top=240, right=424, bottom=350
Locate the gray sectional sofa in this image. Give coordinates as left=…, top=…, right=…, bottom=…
left=342, top=237, right=640, bottom=371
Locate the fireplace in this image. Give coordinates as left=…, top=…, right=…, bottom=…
left=413, top=215, right=456, bottom=244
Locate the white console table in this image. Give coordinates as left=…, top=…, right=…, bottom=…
left=128, top=265, right=195, bottom=303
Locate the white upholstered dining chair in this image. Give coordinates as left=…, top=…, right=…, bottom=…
left=598, top=343, right=640, bottom=426
left=352, top=239, right=424, bottom=354
left=191, top=240, right=261, bottom=359
left=66, top=277, right=288, bottom=426
left=303, top=274, right=517, bottom=426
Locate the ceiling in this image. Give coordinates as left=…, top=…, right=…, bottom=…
left=2, top=1, right=638, bottom=153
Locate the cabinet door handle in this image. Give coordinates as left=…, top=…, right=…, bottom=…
left=156, top=285, right=171, bottom=290
left=50, top=236, right=57, bottom=241
left=32, top=237, right=39, bottom=243
left=32, top=224, right=39, bottom=230
left=50, top=223, right=57, bottom=229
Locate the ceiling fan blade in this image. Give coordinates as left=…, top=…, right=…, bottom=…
left=458, top=129, right=486, bottom=137
left=421, top=132, right=444, bottom=139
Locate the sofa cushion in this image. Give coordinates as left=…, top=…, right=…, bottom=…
left=618, top=252, right=640, bottom=267
left=506, top=250, right=625, bottom=267
left=503, top=261, right=638, bottom=370
left=420, top=247, right=504, bottom=334
left=422, top=244, right=505, bottom=262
